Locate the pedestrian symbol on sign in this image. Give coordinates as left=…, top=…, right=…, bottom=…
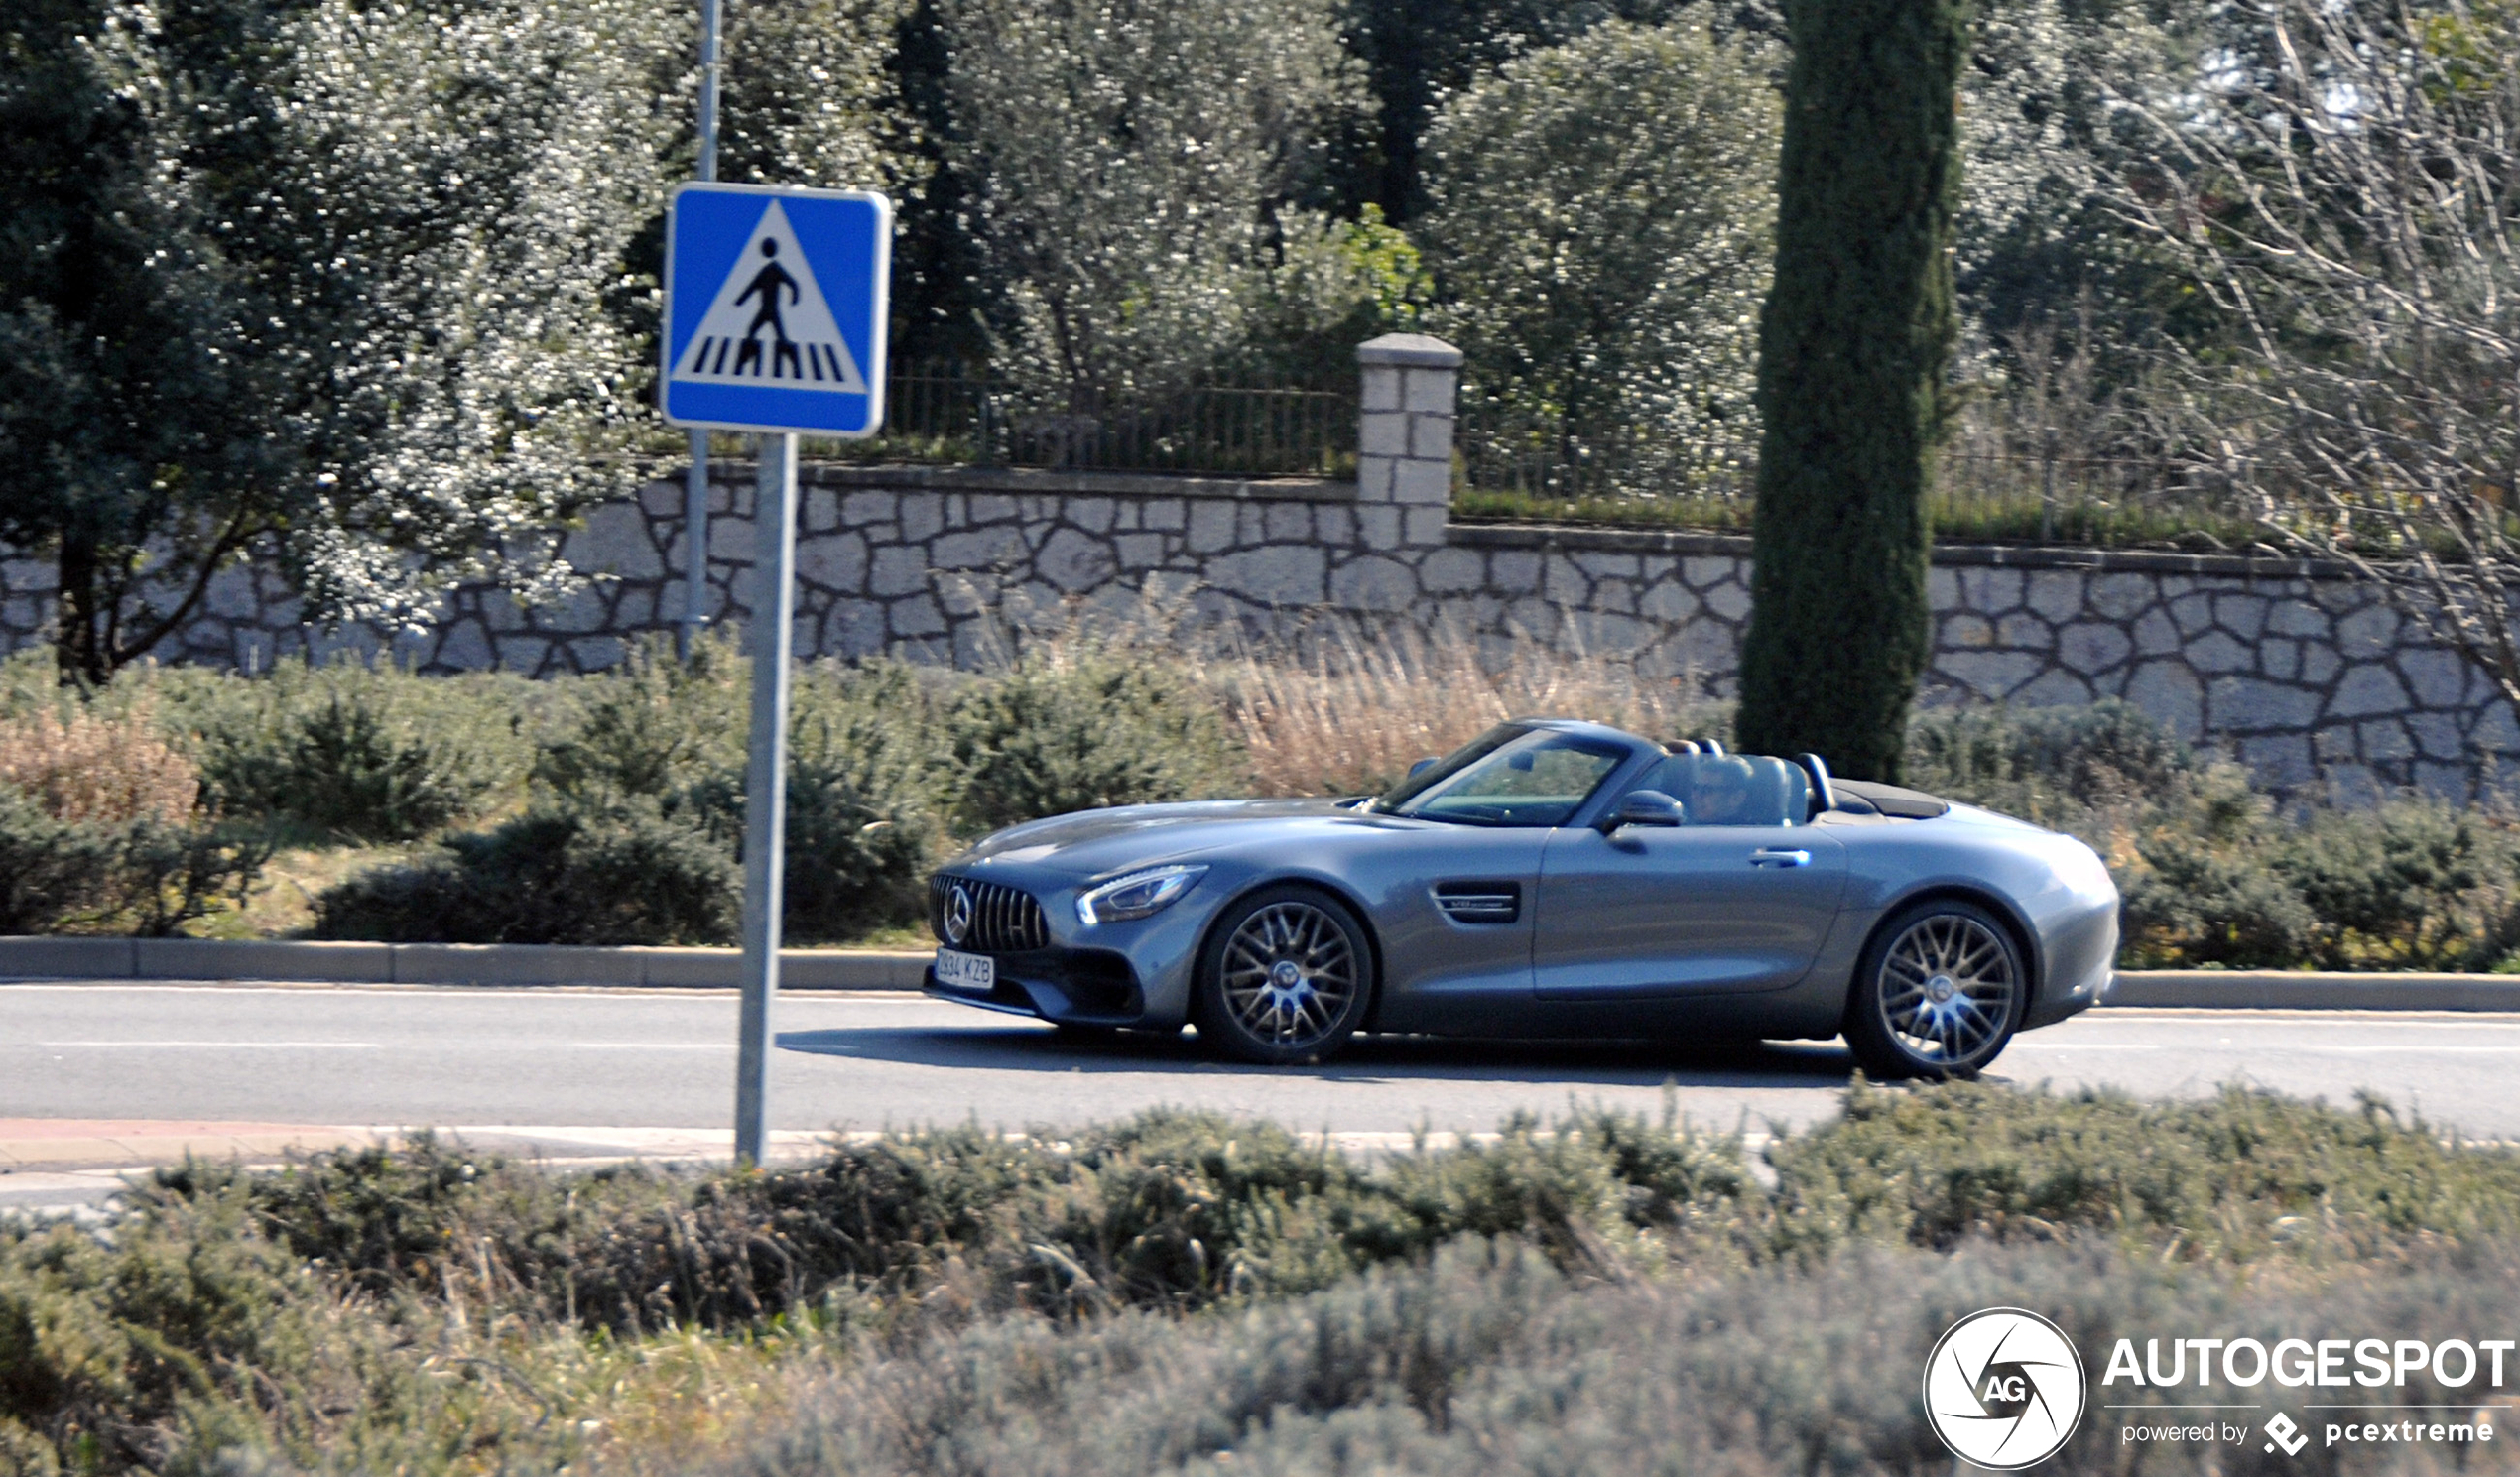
left=733, top=240, right=799, bottom=379
left=671, top=198, right=868, bottom=394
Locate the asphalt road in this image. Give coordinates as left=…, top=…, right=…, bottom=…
left=9, top=982, right=2520, bottom=1142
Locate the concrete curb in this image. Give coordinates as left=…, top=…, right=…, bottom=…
left=2107, top=970, right=2520, bottom=1012
left=0, top=936, right=932, bottom=990
left=7, top=939, right=2519, bottom=1009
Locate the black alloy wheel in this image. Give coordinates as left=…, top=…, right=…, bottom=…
left=1193, top=885, right=1373, bottom=1064
left=1842, top=898, right=2025, bottom=1079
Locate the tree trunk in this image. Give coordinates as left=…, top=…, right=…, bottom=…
left=55, top=532, right=113, bottom=689
left=1733, top=0, right=1970, bottom=782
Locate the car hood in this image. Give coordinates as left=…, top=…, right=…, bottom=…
left=946, top=798, right=1407, bottom=880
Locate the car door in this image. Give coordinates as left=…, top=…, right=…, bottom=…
left=1531, top=819, right=1848, bottom=1001
left=1351, top=823, right=1551, bottom=1030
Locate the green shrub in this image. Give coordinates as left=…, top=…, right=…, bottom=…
left=947, top=651, right=1250, bottom=834
left=152, top=1083, right=2520, bottom=1346
left=2283, top=798, right=2520, bottom=969
left=0, top=790, right=267, bottom=937
left=1905, top=701, right=2520, bottom=970
left=0, top=1175, right=416, bottom=1477
left=7, top=1084, right=2520, bottom=1475
left=181, top=658, right=530, bottom=842
left=2116, top=841, right=2324, bottom=968
left=534, top=632, right=747, bottom=803
left=1905, top=697, right=2205, bottom=822
left=310, top=798, right=736, bottom=944
left=771, top=664, right=951, bottom=938
left=737, top=1233, right=2520, bottom=1477
left=534, top=643, right=947, bottom=942
left=1773, top=1079, right=2520, bottom=1258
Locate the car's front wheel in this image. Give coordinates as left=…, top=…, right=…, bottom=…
left=1843, top=899, right=2024, bottom=1080
left=1193, top=886, right=1373, bottom=1064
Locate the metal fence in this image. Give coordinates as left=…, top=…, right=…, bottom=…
left=846, top=362, right=1354, bottom=478
left=1453, top=400, right=2260, bottom=547
left=819, top=363, right=2258, bottom=547
left=1454, top=410, right=1756, bottom=504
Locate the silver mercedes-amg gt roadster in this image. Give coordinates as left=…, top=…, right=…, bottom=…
left=923, top=719, right=2119, bottom=1078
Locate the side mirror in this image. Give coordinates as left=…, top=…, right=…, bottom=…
left=1407, top=757, right=1438, bottom=778
left=1600, top=789, right=1685, bottom=832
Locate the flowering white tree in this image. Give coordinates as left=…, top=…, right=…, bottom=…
left=260, top=0, right=683, bottom=629
left=1, top=0, right=685, bottom=680
left=1415, top=21, right=1781, bottom=498
left=716, top=0, right=907, bottom=190
left=934, top=0, right=1360, bottom=412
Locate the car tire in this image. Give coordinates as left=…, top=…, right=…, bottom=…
left=1193, top=885, right=1374, bottom=1065
left=1843, top=898, right=2026, bottom=1080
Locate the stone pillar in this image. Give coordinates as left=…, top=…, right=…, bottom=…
left=1355, top=333, right=1460, bottom=553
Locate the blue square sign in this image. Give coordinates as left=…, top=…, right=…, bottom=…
left=661, top=183, right=891, bottom=437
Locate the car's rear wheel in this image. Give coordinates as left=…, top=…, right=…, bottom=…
left=1843, top=899, right=2023, bottom=1080
left=1194, top=886, right=1372, bottom=1064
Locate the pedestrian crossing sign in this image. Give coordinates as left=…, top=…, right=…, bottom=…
left=661, top=183, right=891, bottom=437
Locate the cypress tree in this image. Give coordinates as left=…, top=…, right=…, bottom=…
left=1732, top=0, right=1969, bottom=782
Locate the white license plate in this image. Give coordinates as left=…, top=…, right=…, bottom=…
left=935, top=948, right=995, bottom=990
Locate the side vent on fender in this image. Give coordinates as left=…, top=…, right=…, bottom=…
left=1433, top=881, right=1522, bottom=924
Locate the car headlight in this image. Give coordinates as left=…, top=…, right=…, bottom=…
left=1075, top=864, right=1207, bottom=925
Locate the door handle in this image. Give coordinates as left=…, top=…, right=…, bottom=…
left=1749, top=848, right=1812, bottom=868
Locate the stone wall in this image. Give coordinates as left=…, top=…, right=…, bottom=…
left=0, top=332, right=2508, bottom=798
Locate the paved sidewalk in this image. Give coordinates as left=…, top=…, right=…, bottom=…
left=0, top=1120, right=840, bottom=1219
left=0, top=1119, right=844, bottom=1172
left=0, top=1118, right=395, bottom=1169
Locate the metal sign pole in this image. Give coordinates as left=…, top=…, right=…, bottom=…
left=732, top=431, right=796, bottom=1167
left=680, top=0, right=725, bottom=654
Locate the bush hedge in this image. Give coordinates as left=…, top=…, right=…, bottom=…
left=12, top=643, right=2520, bottom=963
left=945, top=647, right=1251, bottom=835
left=1905, top=698, right=2520, bottom=970
left=0, top=690, right=267, bottom=936
left=6, top=1084, right=2519, bottom=1475
left=309, top=798, right=738, bottom=945
left=175, top=658, right=534, bottom=843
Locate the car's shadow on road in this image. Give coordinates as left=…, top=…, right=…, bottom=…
left=776, top=1023, right=1860, bottom=1089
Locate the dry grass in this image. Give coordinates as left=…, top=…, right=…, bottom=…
left=1197, top=623, right=1729, bottom=797
left=184, top=842, right=426, bottom=939
left=961, top=590, right=1730, bottom=799
left=0, top=703, right=199, bottom=823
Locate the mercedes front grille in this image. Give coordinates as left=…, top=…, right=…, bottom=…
left=930, top=874, right=1052, bottom=952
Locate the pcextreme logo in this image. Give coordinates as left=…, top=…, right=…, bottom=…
left=1924, top=1309, right=2089, bottom=1469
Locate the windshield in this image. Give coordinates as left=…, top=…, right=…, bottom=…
left=1372, top=724, right=1630, bottom=827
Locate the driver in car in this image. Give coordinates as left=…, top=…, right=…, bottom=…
left=1688, top=758, right=1758, bottom=825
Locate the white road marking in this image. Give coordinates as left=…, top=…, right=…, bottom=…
left=2008, top=1043, right=2162, bottom=1050
left=2301, top=1045, right=2520, bottom=1053
left=39, top=1041, right=383, bottom=1049
left=566, top=1043, right=736, bottom=1050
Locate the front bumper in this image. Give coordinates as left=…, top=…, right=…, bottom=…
left=925, top=946, right=1147, bottom=1025
left=2022, top=900, right=2118, bottom=1030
